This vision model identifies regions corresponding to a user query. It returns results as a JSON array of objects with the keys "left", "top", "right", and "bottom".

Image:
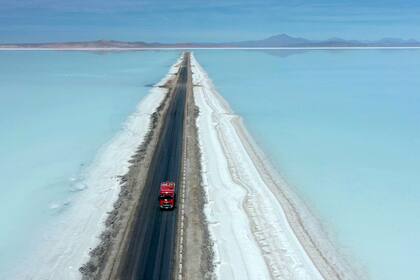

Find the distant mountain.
[
  {"left": 231, "top": 34, "right": 420, "bottom": 47},
  {"left": 0, "top": 40, "right": 148, "bottom": 48},
  {"left": 1, "top": 34, "right": 420, "bottom": 49},
  {"left": 230, "top": 33, "right": 311, "bottom": 47},
  {"left": 373, "top": 37, "right": 420, "bottom": 46}
]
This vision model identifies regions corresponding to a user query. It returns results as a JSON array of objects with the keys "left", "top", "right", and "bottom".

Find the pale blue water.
[
  {"left": 195, "top": 50, "right": 420, "bottom": 280},
  {"left": 0, "top": 51, "right": 179, "bottom": 276}
]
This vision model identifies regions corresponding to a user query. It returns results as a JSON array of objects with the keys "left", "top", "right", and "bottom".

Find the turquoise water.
[
  {"left": 2, "top": 50, "right": 419, "bottom": 279},
  {"left": 195, "top": 50, "right": 420, "bottom": 280},
  {"left": 0, "top": 51, "right": 179, "bottom": 276}
]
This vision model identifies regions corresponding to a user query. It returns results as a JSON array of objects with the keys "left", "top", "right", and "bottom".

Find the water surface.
[
  {"left": 195, "top": 49, "right": 420, "bottom": 280},
  {"left": 0, "top": 50, "right": 179, "bottom": 277}
]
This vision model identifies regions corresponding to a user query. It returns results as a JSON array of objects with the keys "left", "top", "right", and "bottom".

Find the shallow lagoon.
[
  {"left": 0, "top": 51, "right": 179, "bottom": 277},
  {"left": 1, "top": 49, "right": 419, "bottom": 279},
  {"left": 195, "top": 50, "right": 420, "bottom": 280}
]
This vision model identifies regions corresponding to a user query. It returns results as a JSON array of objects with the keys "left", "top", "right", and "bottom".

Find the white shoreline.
[
  {"left": 191, "top": 53, "right": 359, "bottom": 279},
  {"left": 1, "top": 46, "right": 420, "bottom": 51},
  {"left": 9, "top": 56, "right": 183, "bottom": 280}
]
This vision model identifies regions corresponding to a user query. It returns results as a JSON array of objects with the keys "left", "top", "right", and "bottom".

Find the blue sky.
[{"left": 0, "top": 0, "right": 419, "bottom": 43}]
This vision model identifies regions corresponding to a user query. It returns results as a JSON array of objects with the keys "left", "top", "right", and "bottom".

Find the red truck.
[{"left": 159, "top": 181, "right": 176, "bottom": 210}]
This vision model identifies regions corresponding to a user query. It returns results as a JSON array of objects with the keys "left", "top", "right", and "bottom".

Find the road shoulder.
[{"left": 176, "top": 56, "right": 214, "bottom": 280}]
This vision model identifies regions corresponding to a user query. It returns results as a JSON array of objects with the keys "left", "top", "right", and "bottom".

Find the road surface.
[{"left": 118, "top": 53, "right": 190, "bottom": 280}]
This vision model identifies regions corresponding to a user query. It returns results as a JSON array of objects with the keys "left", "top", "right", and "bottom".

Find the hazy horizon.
[{"left": 3, "top": 33, "right": 420, "bottom": 46}]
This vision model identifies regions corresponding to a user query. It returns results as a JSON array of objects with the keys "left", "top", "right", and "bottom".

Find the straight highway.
[{"left": 117, "top": 53, "right": 190, "bottom": 280}]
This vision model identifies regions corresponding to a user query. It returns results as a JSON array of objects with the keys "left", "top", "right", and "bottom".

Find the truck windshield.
[{"left": 159, "top": 195, "right": 173, "bottom": 200}]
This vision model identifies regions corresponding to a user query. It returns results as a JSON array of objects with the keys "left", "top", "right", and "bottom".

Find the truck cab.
[{"left": 159, "top": 182, "right": 176, "bottom": 210}]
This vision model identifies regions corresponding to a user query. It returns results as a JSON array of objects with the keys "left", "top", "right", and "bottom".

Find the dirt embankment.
[{"left": 79, "top": 77, "right": 177, "bottom": 280}]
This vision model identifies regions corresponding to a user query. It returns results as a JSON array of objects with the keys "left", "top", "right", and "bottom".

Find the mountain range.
[{"left": 1, "top": 34, "right": 420, "bottom": 48}]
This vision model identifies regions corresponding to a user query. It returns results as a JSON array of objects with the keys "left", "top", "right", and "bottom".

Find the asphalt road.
[{"left": 118, "top": 53, "right": 189, "bottom": 280}]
